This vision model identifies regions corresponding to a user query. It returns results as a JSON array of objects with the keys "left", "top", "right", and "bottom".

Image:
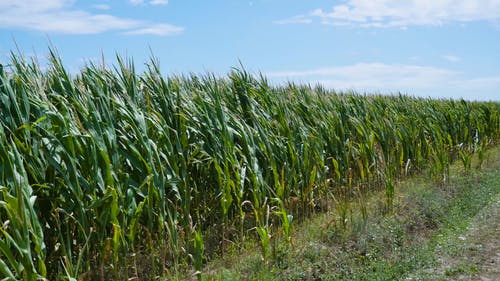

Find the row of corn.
[{"left": 1, "top": 52, "right": 499, "bottom": 280}]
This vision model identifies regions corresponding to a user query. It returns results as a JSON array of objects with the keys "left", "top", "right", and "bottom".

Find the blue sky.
[{"left": 0, "top": 0, "right": 499, "bottom": 101}]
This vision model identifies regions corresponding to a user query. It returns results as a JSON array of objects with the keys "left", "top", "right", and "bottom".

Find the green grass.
[{"left": 0, "top": 51, "right": 499, "bottom": 280}]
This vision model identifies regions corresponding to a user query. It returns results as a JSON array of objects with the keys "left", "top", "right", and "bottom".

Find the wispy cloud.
[
  {"left": 273, "top": 15, "right": 312, "bottom": 25},
  {"left": 129, "top": 0, "right": 168, "bottom": 6},
  {"left": 92, "top": 4, "right": 110, "bottom": 10},
  {"left": 442, "top": 55, "right": 461, "bottom": 62},
  {"left": 123, "top": 23, "right": 183, "bottom": 36},
  {"left": 278, "top": 0, "right": 500, "bottom": 28},
  {"left": 267, "top": 63, "right": 500, "bottom": 101},
  {"left": 150, "top": 0, "right": 168, "bottom": 5},
  {"left": 0, "top": 0, "right": 181, "bottom": 35},
  {"left": 268, "top": 63, "right": 457, "bottom": 89}
]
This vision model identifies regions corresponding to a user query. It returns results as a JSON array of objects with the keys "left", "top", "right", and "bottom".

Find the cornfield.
[{"left": 1, "top": 52, "right": 499, "bottom": 280}]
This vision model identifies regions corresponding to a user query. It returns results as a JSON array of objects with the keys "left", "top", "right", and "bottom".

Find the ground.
[{"left": 409, "top": 193, "right": 499, "bottom": 281}]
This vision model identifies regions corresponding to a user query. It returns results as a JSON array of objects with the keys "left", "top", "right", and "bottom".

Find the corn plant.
[{"left": 0, "top": 51, "right": 499, "bottom": 279}]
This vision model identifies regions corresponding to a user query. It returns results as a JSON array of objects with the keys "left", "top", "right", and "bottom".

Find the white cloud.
[
  {"left": 442, "top": 55, "right": 461, "bottom": 62},
  {"left": 267, "top": 63, "right": 500, "bottom": 101},
  {"left": 123, "top": 23, "right": 183, "bottom": 36},
  {"left": 282, "top": 0, "right": 500, "bottom": 28},
  {"left": 0, "top": 0, "right": 181, "bottom": 35}
]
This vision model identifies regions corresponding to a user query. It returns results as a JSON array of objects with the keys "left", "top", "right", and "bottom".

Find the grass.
[{"left": 201, "top": 146, "right": 500, "bottom": 280}]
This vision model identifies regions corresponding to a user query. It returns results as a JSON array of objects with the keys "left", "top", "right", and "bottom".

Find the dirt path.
[
  {"left": 413, "top": 193, "right": 500, "bottom": 281},
  {"left": 463, "top": 195, "right": 500, "bottom": 281},
  {"left": 445, "top": 193, "right": 500, "bottom": 281}
]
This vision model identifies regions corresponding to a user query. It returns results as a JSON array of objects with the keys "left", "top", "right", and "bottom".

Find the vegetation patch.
[
  {"left": 203, "top": 147, "right": 500, "bottom": 280},
  {"left": 0, "top": 52, "right": 499, "bottom": 280}
]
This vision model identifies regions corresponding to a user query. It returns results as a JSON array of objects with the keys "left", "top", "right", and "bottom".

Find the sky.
[{"left": 0, "top": 0, "right": 499, "bottom": 101}]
